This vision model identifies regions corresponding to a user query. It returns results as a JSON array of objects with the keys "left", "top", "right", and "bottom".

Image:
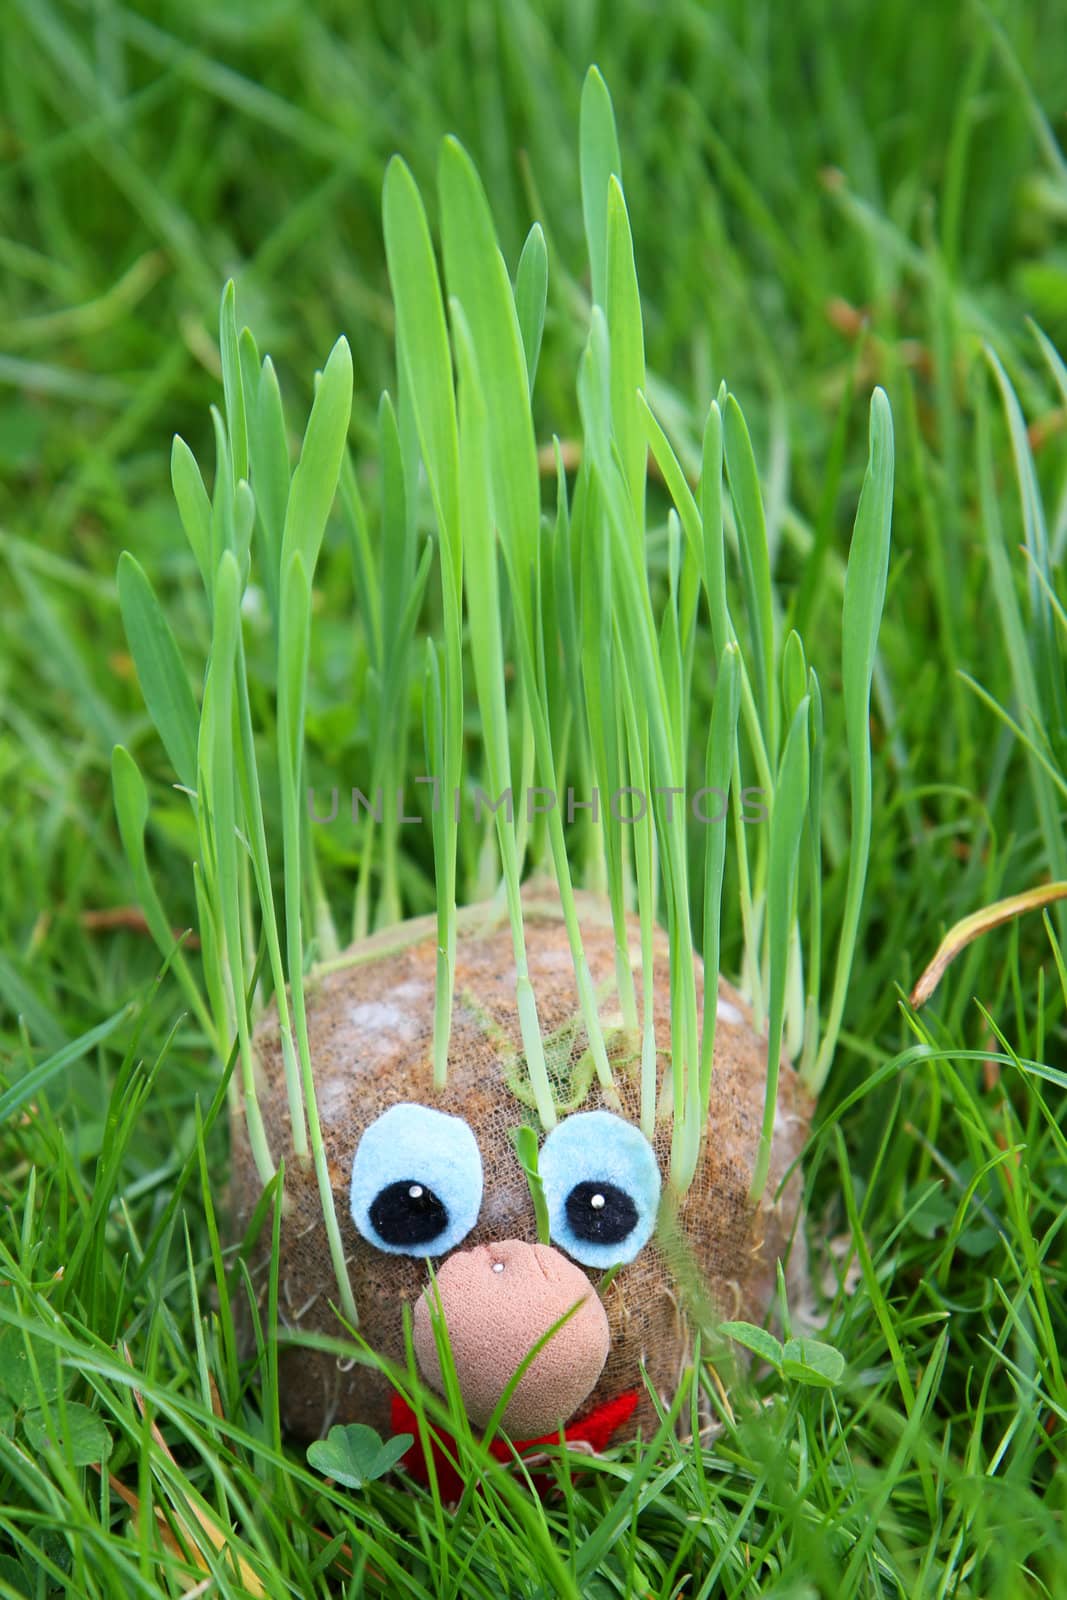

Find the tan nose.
[{"left": 412, "top": 1239, "right": 610, "bottom": 1437}]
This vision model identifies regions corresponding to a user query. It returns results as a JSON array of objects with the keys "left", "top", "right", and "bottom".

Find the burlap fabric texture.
[{"left": 230, "top": 885, "right": 813, "bottom": 1441}]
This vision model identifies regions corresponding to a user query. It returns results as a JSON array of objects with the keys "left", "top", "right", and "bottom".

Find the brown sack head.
[{"left": 230, "top": 887, "right": 813, "bottom": 1444}]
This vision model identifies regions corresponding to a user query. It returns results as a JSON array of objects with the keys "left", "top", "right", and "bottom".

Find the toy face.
[
  {"left": 233, "top": 889, "right": 811, "bottom": 1448},
  {"left": 348, "top": 1103, "right": 662, "bottom": 1435}
]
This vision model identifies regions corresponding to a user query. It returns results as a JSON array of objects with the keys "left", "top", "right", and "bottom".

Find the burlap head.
[{"left": 230, "top": 886, "right": 812, "bottom": 1442}]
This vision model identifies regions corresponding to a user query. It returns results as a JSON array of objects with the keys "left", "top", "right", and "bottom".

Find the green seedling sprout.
[{"left": 114, "top": 67, "right": 894, "bottom": 1330}]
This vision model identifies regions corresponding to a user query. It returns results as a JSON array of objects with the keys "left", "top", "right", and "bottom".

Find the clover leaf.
[
  {"left": 780, "top": 1336, "right": 846, "bottom": 1388},
  {"left": 307, "top": 1423, "right": 412, "bottom": 1489},
  {"left": 720, "top": 1320, "right": 846, "bottom": 1389},
  {"left": 23, "top": 1403, "right": 113, "bottom": 1466}
]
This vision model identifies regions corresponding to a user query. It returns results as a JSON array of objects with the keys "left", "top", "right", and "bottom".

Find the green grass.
[{"left": 2, "top": 1, "right": 1067, "bottom": 1594}]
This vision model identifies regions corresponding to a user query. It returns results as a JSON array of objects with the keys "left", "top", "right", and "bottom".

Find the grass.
[{"left": 1, "top": 0, "right": 1066, "bottom": 1594}]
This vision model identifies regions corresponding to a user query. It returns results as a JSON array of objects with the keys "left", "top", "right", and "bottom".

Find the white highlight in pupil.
[
  {"left": 590, "top": 1193, "right": 606, "bottom": 1209},
  {"left": 408, "top": 1184, "right": 424, "bottom": 1199}
]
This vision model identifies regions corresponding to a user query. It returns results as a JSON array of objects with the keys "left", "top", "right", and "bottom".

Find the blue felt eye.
[
  {"left": 538, "top": 1110, "right": 661, "bottom": 1268},
  {"left": 350, "top": 1103, "right": 483, "bottom": 1257}
]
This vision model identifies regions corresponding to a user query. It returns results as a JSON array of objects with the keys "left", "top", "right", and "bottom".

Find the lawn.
[{"left": 1, "top": 1, "right": 1066, "bottom": 1596}]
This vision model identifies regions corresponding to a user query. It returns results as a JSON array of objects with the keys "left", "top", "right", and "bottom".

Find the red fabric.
[{"left": 390, "top": 1387, "right": 640, "bottom": 1503}]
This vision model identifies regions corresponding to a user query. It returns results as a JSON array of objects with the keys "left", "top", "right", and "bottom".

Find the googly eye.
[
  {"left": 350, "top": 1103, "right": 483, "bottom": 1257},
  {"left": 538, "top": 1109, "right": 661, "bottom": 1268}
]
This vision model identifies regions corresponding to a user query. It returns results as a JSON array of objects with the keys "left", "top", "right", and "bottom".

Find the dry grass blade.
[
  {"left": 910, "top": 881, "right": 1067, "bottom": 1006},
  {"left": 98, "top": 1467, "right": 267, "bottom": 1598},
  {"left": 114, "top": 1344, "right": 268, "bottom": 1597}
]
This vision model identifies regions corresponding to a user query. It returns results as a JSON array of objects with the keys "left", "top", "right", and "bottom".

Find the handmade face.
[
  {"left": 233, "top": 888, "right": 811, "bottom": 1447},
  {"left": 348, "top": 1102, "right": 661, "bottom": 1436}
]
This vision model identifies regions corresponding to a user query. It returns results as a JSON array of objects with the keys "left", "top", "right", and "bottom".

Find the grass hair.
[{"left": 113, "top": 67, "right": 894, "bottom": 1330}]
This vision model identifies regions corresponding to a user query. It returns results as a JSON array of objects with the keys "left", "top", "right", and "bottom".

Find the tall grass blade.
[
  {"left": 514, "top": 223, "right": 548, "bottom": 396},
  {"left": 579, "top": 65, "right": 622, "bottom": 311},
  {"left": 111, "top": 745, "right": 215, "bottom": 1044},
  {"left": 605, "top": 176, "right": 646, "bottom": 533},
  {"left": 116, "top": 553, "right": 199, "bottom": 793},
  {"left": 985, "top": 345, "right": 1067, "bottom": 764},
  {"left": 751, "top": 694, "right": 810, "bottom": 1202},
  {"left": 219, "top": 280, "right": 248, "bottom": 488},
  {"left": 170, "top": 435, "right": 212, "bottom": 585},
  {"left": 383, "top": 155, "right": 463, "bottom": 1083},
  {"left": 809, "top": 387, "right": 894, "bottom": 1091},
  {"left": 700, "top": 644, "right": 741, "bottom": 1104},
  {"left": 440, "top": 134, "right": 615, "bottom": 1103},
  {"left": 723, "top": 394, "right": 779, "bottom": 761},
  {"left": 452, "top": 301, "right": 556, "bottom": 1127}
]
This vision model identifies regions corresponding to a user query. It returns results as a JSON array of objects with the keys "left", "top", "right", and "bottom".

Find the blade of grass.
[
  {"left": 440, "top": 134, "right": 617, "bottom": 1106},
  {"left": 579, "top": 65, "right": 622, "bottom": 312},
  {"left": 451, "top": 301, "right": 556, "bottom": 1127},
  {"left": 383, "top": 155, "right": 462, "bottom": 1087},
  {"left": 751, "top": 693, "right": 809, "bottom": 1202},
  {"left": 809, "top": 387, "right": 894, "bottom": 1092},
  {"left": 0, "top": 1004, "right": 132, "bottom": 1123},
  {"left": 110, "top": 745, "right": 216, "bottom": 1047},
  {"left": 700, "top": 644, "right": 741, "bottom": 1104},
  {"left": 116, "top": 554, "right": 199, "bottom": 794},
  {"left": 514, "top": 223, "right": 548, "bottom": 397},
  {"left": 723, "top": 393, "right": 779, "bottom": 763}
]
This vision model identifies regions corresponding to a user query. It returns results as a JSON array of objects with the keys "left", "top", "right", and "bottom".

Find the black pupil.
[
  {"left": 564, "top": 1180, "right": 638, "bottom": 1246},
  {"left": 369, "top": 1180, "right": 449, "bottom": 1247}
]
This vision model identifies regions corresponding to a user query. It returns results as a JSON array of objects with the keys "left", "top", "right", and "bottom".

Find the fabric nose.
[{"left": 412, "top": 1239, "right": 610, "bottom": 1437}]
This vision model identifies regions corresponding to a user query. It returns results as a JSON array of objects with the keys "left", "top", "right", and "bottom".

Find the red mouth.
[{"left": 390, "top": 1386, "right": 640, "bottom": 1503}]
